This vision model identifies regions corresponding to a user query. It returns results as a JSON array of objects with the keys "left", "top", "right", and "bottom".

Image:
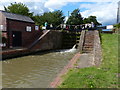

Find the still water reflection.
[{"left": 2, "top": 49, "right": 77, "bottom": 88}]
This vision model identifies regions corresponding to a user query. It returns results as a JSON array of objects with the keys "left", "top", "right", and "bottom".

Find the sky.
[{"left": 0, "top": 0, "right": 119, "bottom": 26}]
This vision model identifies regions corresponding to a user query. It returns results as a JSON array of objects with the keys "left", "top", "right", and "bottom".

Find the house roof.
[{"left": 0, "top": 10, "right": 34, "bottom": 23}]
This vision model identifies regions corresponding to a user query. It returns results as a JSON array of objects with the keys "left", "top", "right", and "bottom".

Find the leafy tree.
[
  {"left": 83, "top": 18, "right": 90, "bottom": 24},
  {"left": 114, "top": 23, "right": 120, "bottom": 33},
  {"left": 4, "top": 2, "right": 33, "bottom": 17},
  {"left": 51, "top": 10, "right": 65, "bottom": 27},
  {"left": 33, "top": 10, "right": 65, "bottom": 27},
  {"left": 32, "top": 15, "right": 43, "bottom": 25},
  {"left": 114, "top": 23, "right": 120, "bottom": 28},
  {"left": 83, "top": 16, "right": 102, "bottom": 27},
  {"left": 66, "top": 9, "right": 83, "bottom": 25}
]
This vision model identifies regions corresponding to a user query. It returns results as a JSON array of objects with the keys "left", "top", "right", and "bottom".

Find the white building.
[{"left": 106, "top": 25, "right": 114, "bottom": 29}]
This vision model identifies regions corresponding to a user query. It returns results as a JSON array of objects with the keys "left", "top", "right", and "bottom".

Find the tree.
[
  {"left": 51, "top": 10, "right": 65, "bottom": 27},
  {"left": 32, "top": 15, "right": 43, "bottom": 25},
  {"left": 114, "top": 23, "right": 120, "bottom": 28},
  {"left": 4, "top": 2, "right": 33, "bottom": 17},
  {"left": 83, "top": 16, "right": 102, "bottom": 27},
  {"left": 66, "top": 9, "right": 83, "bottom": 25},
  {"left": 114, "top": 23, "right": 120, "bottom": 33},
  {"left": 33, "top": 10, "right": 65, "bottom": 27},
  {"left": 83, "top": 18, "right": 90, "bottom": 24}
]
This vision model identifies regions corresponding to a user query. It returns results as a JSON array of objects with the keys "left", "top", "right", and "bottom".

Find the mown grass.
[{"left": 58, "top": 33, "right": 118, "bottom": 88}]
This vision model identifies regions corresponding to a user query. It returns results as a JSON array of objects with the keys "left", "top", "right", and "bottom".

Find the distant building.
[
  {"left": 106, "top": 25, "right": 114, "bottom": 29},
  {"left": 117, "top": 1, "right": 120, "bottom": 23},
  {"left": 0, "top": 10, "right": 42, "bottom": 49}
]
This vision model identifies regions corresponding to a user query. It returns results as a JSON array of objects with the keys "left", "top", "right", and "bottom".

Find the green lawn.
[{"left": 59, "top": 33, "right": 118, "bottom": 88}]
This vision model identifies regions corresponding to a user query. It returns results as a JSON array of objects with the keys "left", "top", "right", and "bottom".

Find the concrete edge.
[
  {"left": 78, "top": 30, "right": 85, "bottom": 53},
  {"left": 93, "top": 30, "right": 102, "bottom": 66}
]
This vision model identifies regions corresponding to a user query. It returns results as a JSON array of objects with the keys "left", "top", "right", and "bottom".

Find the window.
[
  {"left": 35, "top": 25, "right": 39, "bottom": 30},
  {"left": 0, "top": 25, "right": 3, "bottom": 31},
  {"left": 26, "top": 26, "right": 31, "bottom": 32}
]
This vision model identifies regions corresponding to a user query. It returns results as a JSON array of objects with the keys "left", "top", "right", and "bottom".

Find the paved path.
[{"left": 76, "top": 53, "right": 95, "bottom": 68}]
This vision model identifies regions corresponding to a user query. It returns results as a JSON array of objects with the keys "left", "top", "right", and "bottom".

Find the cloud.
[
  {"left": 0, "top": 0, "right": 46, "bottom": 3},
  {"left": 25, "top": 2, "right": 50, "bottom": 15},
  {"left": 0, "top": 6, "right": 4, "bottom": 10},
  {"left": 44, "top": 0, "right": 67, "bottom": 10},
  {"left": 0, "top": 2, "right": 10, "bottom": 10},
  {"left": 80, "top": 2, "right": 118, "bottom": 25},
  {"left": 0, "top": 0, "right": 119, "bottom": 25},
  {"left": 0, "top": 2, "right": 51, "bottom": 15},
  {"left": 1, "top": 0, "right": 119, "bottom": 3}
]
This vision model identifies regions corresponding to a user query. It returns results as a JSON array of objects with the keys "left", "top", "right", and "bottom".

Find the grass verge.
[{"left": 58, "top": 33, "right": 118, "bottom": 88}]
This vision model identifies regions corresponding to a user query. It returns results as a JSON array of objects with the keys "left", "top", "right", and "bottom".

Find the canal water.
[{"left": 2, "top": 47, "right": 77, "bottom": 88}]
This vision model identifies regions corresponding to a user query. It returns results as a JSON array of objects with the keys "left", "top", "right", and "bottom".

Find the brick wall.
[
  {"left": 0, "top": 12, "right": 7, "bottom": 48},
  {"left": 2, "top": 30, "right": 63, "bottom": 60},
  {"left": 0, "top": 12, "right": 6, "bottom": 31},
  {"left": 7, "top": 19, "right": 43, "bottom": 48},
  {"left": 31, "top": 30, "right": 62, "bottom": 51}
]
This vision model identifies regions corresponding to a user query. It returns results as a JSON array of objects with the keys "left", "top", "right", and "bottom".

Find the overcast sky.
[{"left": 0, "top": 0, "right": 119, "bottom": 25}]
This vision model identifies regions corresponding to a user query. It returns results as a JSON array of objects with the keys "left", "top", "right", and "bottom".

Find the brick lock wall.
[
  {"left": 31, "top": 31, "right": 62, "bottom": 51},
  {"left": 7, "top": 19, "right": 43, "bottom": 48}
]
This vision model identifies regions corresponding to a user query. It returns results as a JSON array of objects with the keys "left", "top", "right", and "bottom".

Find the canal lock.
[{"left": 62, "top": 30, "right": 81, "bottom": 49}]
